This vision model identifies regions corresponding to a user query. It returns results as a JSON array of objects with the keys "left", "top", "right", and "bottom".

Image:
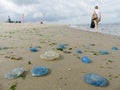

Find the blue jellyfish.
[
  {"left": 31, "top": 66, "right": 49, "bottom": 76},
  {"left": 81, "top": 56, "right": 91, "bottom": 63},
  {"left": 84, "top": 73, "right": 109, "bottom": 87}
]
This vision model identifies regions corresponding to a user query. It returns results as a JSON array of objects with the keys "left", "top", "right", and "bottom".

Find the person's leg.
[{"left": 94, "top": 20, "right": 98, "bottom": 32}]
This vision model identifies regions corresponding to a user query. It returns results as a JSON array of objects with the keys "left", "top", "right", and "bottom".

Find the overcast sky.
[{"left": 0, "top": 0, "right": 120, "bottom": 24}]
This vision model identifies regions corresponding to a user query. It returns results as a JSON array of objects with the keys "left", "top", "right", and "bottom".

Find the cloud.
[
  {"left": 12, "top": 0, "right": 40, "bottom": 5},
  {"left": 31, "top": 0, "right": 92, "bottom": 22}
]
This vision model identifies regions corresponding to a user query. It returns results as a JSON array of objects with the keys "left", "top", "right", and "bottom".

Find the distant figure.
[
  {"left": 8, "top": 16, "right": 11, "bottom": 23},
  {"left": 91, "top": 6, "right": 101, "bottom": 32},
  {"left": 40, "top": 21, "right": 43, "bottom": 24}
]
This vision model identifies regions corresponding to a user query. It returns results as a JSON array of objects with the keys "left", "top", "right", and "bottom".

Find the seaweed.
[
  {"left": 28, "top": 61, "right": 32, "bottom": 65},
  {"left": 20, "top": 71, "right": 27, "bottom": 80},
  {"left": 108, "top": 60, "right": 113, "bottom": 62},
  {"left": 10, "top": 83, "right": 17, "bottom": 90}
]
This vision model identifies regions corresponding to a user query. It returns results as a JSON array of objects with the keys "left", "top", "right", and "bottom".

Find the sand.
[{"left": 0, "top": 23, "right": 120, "bottom": 90}]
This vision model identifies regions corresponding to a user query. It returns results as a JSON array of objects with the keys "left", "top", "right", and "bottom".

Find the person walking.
[{"left": 91, "top": 6, "right": 101, "bottom": 32}]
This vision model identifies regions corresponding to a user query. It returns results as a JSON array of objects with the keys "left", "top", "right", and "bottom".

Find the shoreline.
[
  {"left": 69, "top": 23, "right": 120, "bottom": 37},
  {"left": 0, "top": 23, "right": 120, "bottom": 90}
]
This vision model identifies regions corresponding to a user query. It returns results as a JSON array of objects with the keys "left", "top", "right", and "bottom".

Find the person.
[
  {"left": 91, "top": 6, "right": 101, "bottom": 32},
  {"left": 8, "top": 16, "right": 11, "bottom": 23},
  {"left": 40, "top": 21, "right": 43, "bottom": 24}
]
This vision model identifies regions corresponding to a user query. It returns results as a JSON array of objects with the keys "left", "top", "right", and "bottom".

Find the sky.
[{"left": 0, "top": 0, "right": 120, "bottom": 24}]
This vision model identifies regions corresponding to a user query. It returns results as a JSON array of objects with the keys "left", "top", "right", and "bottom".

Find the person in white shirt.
[{"left": 92, "top": 6, "right": 101, "bottom": 32}]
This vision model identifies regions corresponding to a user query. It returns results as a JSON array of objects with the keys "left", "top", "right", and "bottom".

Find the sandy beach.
[{"left": 0, "top": 23, "right": 120, "bottom": 90}]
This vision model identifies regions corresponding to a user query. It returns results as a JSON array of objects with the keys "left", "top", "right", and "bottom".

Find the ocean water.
[{"left": 69, "top": 23, "right": 120, "bottom": 36}]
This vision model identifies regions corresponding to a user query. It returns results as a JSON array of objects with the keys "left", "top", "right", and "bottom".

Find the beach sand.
[{"left": 0, "top": 23, "right": 120, "bottom": 90}]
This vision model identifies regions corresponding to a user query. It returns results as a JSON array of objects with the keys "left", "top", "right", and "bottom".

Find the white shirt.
[{"left": 94, "top": 9, "right": 101, "bottom": 20}]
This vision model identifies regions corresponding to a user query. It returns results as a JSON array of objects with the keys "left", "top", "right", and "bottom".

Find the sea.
[{"left": 69, "top": 23, "right": 120, "bottom": 36}]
